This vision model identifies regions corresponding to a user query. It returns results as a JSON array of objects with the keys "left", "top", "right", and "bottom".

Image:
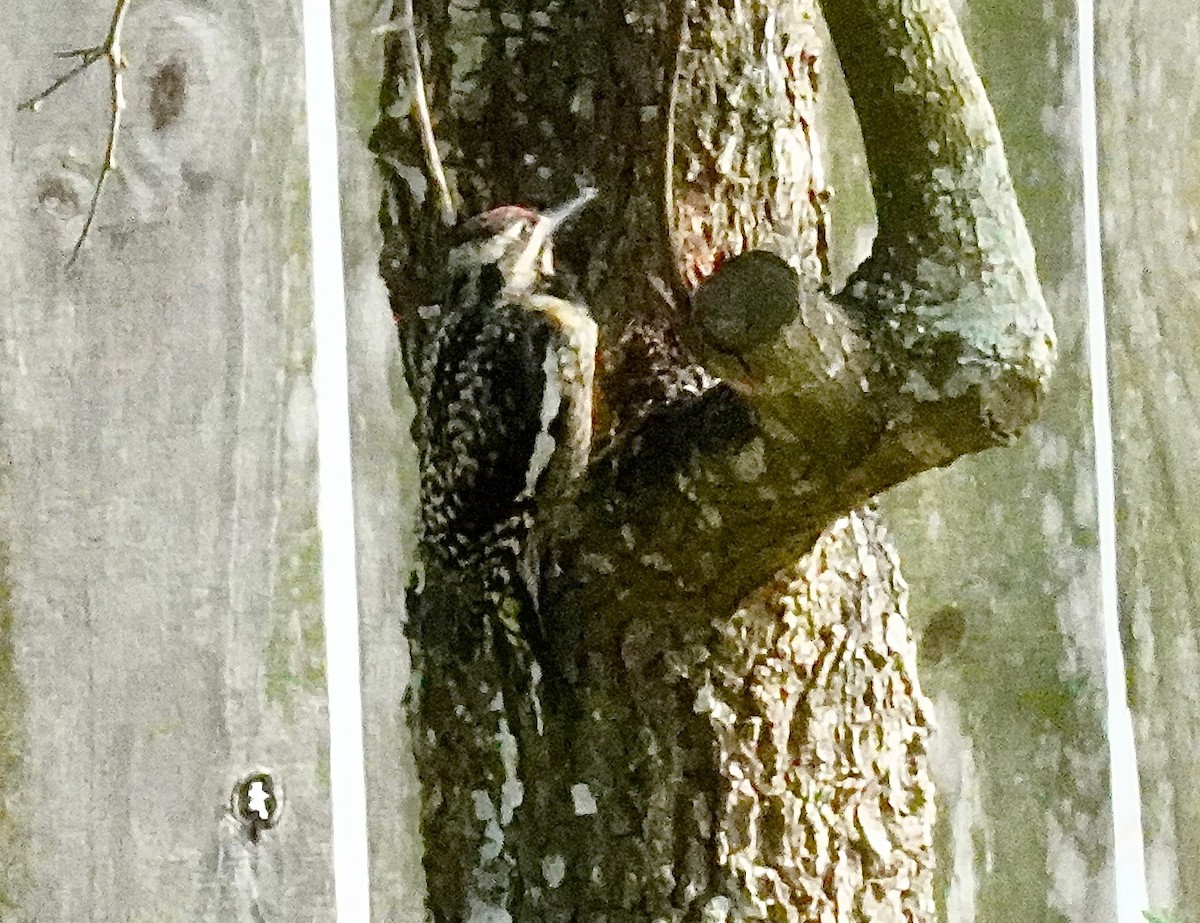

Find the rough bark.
[{"left": 371, "top": 0, "right": 1054, "bottom": 919}]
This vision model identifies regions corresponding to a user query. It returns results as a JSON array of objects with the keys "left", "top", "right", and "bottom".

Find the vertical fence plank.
[
  {"left": 331, "top": 0, "right": 428, "bottom": 918},
  {"left": 1098, "top": 2, "right": 1200, "bottom": 919},
  {"left": 839, "top": 2, "right": 1126, "bottom": 919},
  {"left": 0, "top": 0, "right": 334, "bottom": 918}
]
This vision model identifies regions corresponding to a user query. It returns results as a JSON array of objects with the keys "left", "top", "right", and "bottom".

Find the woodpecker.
[{"left": 415, "top": 188, "right": 598, "bottom": 663}]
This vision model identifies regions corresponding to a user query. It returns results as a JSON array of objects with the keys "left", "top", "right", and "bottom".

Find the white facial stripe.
[{"left": 524, "top": 343, "right": 563, "bottom": 495}]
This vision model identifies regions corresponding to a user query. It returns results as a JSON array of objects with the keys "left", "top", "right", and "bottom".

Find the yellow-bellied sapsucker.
[{"left": 415, "top": 188, "right": 598, "bottom": 667}]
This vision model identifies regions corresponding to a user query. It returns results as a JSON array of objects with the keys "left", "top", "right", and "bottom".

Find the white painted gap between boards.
[
  {"left": 1077, "top": 2, "right": 1150, "bottom": 919},
  {"left": 302, "top": 0, "right": 372, "bottom": 918}
]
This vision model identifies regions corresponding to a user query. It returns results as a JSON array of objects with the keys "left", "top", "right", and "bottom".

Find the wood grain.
[
  {"left": 0, "top": 0, "right": 334, "bottom": 918},
  {"left": 330, "top": 0, "right": 428, "bottom": 916},
  {"left": 875, "top": 1, "right": 1128, "bottom": 919},
  {"left": 1098, "top": 1, "right": 1200, "bottom": 918}
]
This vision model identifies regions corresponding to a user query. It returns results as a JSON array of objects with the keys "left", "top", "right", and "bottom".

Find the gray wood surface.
[
  {"left": 1099, "top": 2, "right": 1200, "bottom": 919},
  {"left": 0, "top": 0, "right": 335, "bottom": 918},
  {"left": 860, "top": 1, "right": 1128, "bottom": 919},
  {"left": 330, "top": 0, "right": 427, "bottom": 917}
]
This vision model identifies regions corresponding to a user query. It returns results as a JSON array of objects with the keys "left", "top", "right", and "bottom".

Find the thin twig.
[
  {"left": 16, "top": 53, "right": 104, "bottom": 112},
  {"left": 17, "top": 0, "right": 132, "bottom": 266},
  {"left": 386, "top": 0, "right": 455, "bottom": 226},
  {"left": 56, "top": 46, "right": 106, "bottom": 59}
]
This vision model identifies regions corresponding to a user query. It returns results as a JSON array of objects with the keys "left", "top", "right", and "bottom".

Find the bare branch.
[
  {"left": 17, "top": 0, "right": 133, "bottom": 266},
  {"left": 17, "top": 52, "right": 103, "bottom": 112},
  {"left": 55, "top": 46, "right": 107, "bottom": 59}
]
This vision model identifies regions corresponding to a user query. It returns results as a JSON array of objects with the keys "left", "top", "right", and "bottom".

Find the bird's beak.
[
  {"left": 542, "top": 186, "right": 599, "bottom": 233},
  {"left": 512, "top": 187, "right": 599, "bottom": 284}
]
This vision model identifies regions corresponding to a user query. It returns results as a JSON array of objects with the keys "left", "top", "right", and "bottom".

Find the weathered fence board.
[
  {"left": 1099, "top": 1, "right": 1200, "bottom": 918},
  {"left": 868, "top": 2, "right": 1127, "bottom": 919},
  {"left": 330, "top": 0, "right": 427, "bottom": 917},
  {"left": 0, "top": 0, "right": 335, "bottom": 918}
]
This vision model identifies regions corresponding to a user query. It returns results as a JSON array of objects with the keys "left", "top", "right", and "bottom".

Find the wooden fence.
[{"left": 0, "top": 0, "right": 1195, "bottom": 919}]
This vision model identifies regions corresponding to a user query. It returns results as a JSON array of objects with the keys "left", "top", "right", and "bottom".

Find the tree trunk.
[{"left": 370, "top": 0, "right": 1053, "bottom": 919}]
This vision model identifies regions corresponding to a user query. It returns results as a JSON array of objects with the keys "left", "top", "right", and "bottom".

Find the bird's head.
[{"left": 448, "top": 187, "right": 597, "bottom": 298}]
